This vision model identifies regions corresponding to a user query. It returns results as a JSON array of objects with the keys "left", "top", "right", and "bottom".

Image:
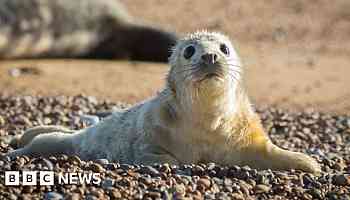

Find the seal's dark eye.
[
  {"left": 220, "top": 44, "right": 230, "bottom": 56},
  {"left": 183, "top": 45, "right": 195, "bottom": 59}
]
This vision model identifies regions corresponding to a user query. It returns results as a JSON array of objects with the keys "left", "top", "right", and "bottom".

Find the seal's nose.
[{"left": 201, "top": 53, "right": 218, "bottom": 64}]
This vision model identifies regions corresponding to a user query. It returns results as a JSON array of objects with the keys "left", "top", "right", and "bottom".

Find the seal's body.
[
  {"left": 0, "top": 0, "right": 176, "bottom": 62},
  {"left": 6, "top": 31, "right": 321, "bottom": 173}
]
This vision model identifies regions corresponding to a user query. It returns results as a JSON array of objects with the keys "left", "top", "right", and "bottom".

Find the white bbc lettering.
[
  {"left": 70, "top": 173, "right": 79, "bottom": 184},
  {"left": 57, "top": 172, "right": 101, "bottom": 184},
  {"left": 58, "top": 173, "right": 69, "bottom": 185},
  {"left": 40, "top": 171, "right": 54, "bottom": 186},
  {"left": 4, "top": 171, "right": 101, "bottom": 185},
  {"left": 92, "top": 173, "right": 101, "bottom": 185},
  {"left": 23, "top": 171, "right": 37, "bottom": 185},
  {"left": 79, "top": 173, "right": 93, "bottom": 184},
  {"left": 5, "top": 171, "right": 20, "bottom": 186}
]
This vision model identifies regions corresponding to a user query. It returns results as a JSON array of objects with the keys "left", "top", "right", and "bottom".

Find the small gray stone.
[
  {"left": 332, "top": 174, "right": 350, "bottom": 186},
  {"left": 85, "top": 195, "right": 98, "bottom": 200},
  {"left": 139, "top": 166, "right": 160, "bottom": 177},
  {"left": 94, "top": 158, "right": 109, "bottom": 165},
  {"left": 44, "top": 192, "right": 63, "bottom": 200},
  {"left": 120, "top": 164, "right": 133, "bottom": 170},
  {"left": 307, "top": 188, "right": 323, "bottom": 199},
  {"left": 101, "top": 178, "right": 115, "bottom": 189}
]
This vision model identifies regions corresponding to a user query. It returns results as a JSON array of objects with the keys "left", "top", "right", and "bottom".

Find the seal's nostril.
[{"left": 201, "top": 53, "right": 218, "bottom": 64}]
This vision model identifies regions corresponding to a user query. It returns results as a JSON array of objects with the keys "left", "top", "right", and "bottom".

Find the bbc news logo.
[{"left": 5, "top": 171, "right": 101, "bottom": 186}]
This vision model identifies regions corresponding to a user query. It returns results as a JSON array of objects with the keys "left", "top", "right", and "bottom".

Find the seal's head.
[{"left": 167, "top": 31, "right": 243, "bottom": 112}]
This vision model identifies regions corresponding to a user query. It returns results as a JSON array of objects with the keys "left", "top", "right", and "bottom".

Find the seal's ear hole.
[
  {"left": 183, "top": 45, "right": 196, "bottom": 59},
  {"left": 220, "top": 44, "right": 230, "bottom": 56}
]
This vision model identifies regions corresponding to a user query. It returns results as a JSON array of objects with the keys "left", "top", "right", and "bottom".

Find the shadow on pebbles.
[{"left": 0, "top": 94, "right": 349, "bottom": 200}]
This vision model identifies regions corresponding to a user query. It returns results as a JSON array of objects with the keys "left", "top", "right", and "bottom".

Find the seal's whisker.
[
  {"left": 225, "top": 71, "right": 240, "bottom": 82},
  {"left": 182, "top": 63, "right": 197, "bottom": 67},
  {"left": 223, "top": 66, "right": 241, "bottom": 73},
  {"left": 222, "top": 69, "right": 241, "bottom": 83},
  {"left": 221, "top": 64, "right": 242, "bottom": 71},
  {"left": 180, "top": 67, "right": 200, "bottom": 83},
  {"left": 226, "top": 71, "right": 239, "bottom": 79},
  {"left": 220, "top": 65, "right": 242, "bottom": 75},
  {"left": 174, "top": 66, "right": 198, "bottom": 75},
  {"left": 182, "top": 62, "right": 203, "bottom": 68},
  {"left": 226, "top": 58, "right": 241, "bottom": 62},
  {"left": 227, "top": 72, "right": 241, "bottom": 78},
  {"left": 221, "top": 63, "right": 242, "bottom": 68}
]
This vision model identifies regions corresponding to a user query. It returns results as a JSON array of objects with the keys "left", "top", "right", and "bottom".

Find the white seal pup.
[
  {"left": 0, "top": 0, "right": 177, "bottom": 62},
  {"left": 6, "top": 31, "right": 321, "bottom": 173}
]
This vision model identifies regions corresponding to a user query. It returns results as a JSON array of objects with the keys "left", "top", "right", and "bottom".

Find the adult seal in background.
[
  {"left": 0, "top": 0, "right": 177, "bottom": 62},
  {"left": 6, "top": 31, "right": 321, "bottom": 174}
]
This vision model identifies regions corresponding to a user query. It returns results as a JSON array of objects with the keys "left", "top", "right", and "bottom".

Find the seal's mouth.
[
  {"left": 197, "top": 72, "right": 222, "bottom": 82},
  {"left": 194, "top": 64, "right": 226, "bottom": 83},
  {"left": 205, "top": 73, "right": 219, "bottom": 79}
]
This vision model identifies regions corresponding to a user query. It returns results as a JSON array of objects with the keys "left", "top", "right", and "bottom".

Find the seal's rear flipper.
[
  {"left": 83, "top": 24, "right": 178, "bottom": 62},
  {"left": 11, "top": 125, "right": 74, "bottom": 149},
  {"left": 6, "top": 132, "right": 76, "bottom": 159}
]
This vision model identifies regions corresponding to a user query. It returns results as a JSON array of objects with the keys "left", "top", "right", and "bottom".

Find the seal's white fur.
[{"left": 7, "top": 31, "right": 321, "bottom": 173}]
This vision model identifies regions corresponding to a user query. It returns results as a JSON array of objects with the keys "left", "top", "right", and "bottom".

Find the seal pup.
[
  {"left": 6, "top": 31, "right": 321, "bottom": 173},
  {"left": 0, "top": 0, "right": 177, "bottom": 62}
]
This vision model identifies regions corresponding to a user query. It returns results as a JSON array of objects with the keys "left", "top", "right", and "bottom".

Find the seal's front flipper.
[{"left": 244, "top": 140, "right": 321, "bottom": 174}]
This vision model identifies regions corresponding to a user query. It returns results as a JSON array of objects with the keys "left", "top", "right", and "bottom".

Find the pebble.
[
  {"left": 174, "top": 184, "right": 186, "bottom": 194},
  {"left": 332, "top": 174, "right": 350, "bottom": 186},
  {"left": 110, "top": 189, "right": 122, "bottom": 199},
  {"left": 44, "top": 192, "right": 64, "bottom": 200},
  {"left": 66, "top": 193, "right": 80, "bottom": 200},
  {"left": 40, "top": 158, "right": 54, "bottom": 170},
  {"left": 333, "top": 162, "right": 346, "bottom": 171},
  {"left": 7, "top": 193, "right": 18, "bottom": 200},
  {"left": 94, "top": 159, "right": 109, "bottom": 165},
  {"left": 139, "top": 166, "right": 160, "bottom": 177},
  {"left": 88, "top": 163, "right": 105, "bottom": 173},
  {"left": 159, "top": 163, "right": 171, "bottom": 173},
  {"left": 238, "top": 181, "right": 250, "bottom": 195},
  {"left": 0, "top": 115, "right": 5, "bottom": 126},
  {"left": 105, "top": 163, "right": 118, "bottom": 170},
  {"left": 197, "top": 178, "right": 211, "bottom": 188},
  {"left": 68, "top": 156, "right": 83, "bottom": 166},
  {"left": 307, "top": 188, "right": 323, "bottom": 199},
  {"left": 85, "top": 195, "right": 98, "bottom": 200},
  {"left": 254, "top": 184, "right": 271, "bottom": 194},
  {"left": 145, "top": 191, "right": 161, "bottom": 199},
  {"left": 231, "top": 193, "right": 244, "bottom": 200},
  {"left": 120, "top": 163, "right": 133, "bottom": 170},
  {"left": 101, "top": 178, "right": 115, "bottom": 189}
]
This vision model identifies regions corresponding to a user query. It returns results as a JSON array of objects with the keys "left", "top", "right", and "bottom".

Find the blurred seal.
[{"left": 0, "top": 0, "right": 177, "bottom": 62}]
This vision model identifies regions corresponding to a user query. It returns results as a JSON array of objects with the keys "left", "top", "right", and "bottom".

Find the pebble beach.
[{"left": 0, "top": 95, "right": 349, "bottom": 200}]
